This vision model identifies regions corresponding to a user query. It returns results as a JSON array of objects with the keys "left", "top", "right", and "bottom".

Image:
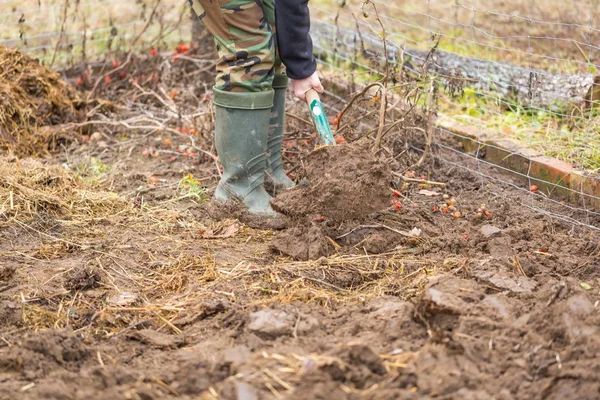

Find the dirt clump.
[
  {"left": 0, "top": 329, "right": 90, "bottom": 382},
  {"left": 126, "top": 329, "right": 184, "bottom": 349},
  {"left": 270, "top": 224, "right": 331, "bottom": 260},
  {"left": 271, "top": 141, "right": 392, "bottom": 221},
  {"left": 0, "top": 46, "right": 80, "bottom": 156},
  {"left": 65, "top": 268, "right": 102, "bottom": 291},
  {"left": 270, "top": 141, "right": 394, "bottom": 260},
  {"left": 0, "top": 265, "right": 16, "bottom": 282},
  {"left": 247, "top": 307, "right": 320, "bottom": 339}
]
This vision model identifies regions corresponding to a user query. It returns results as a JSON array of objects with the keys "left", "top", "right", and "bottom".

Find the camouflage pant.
[{"left": 189, "top": 0, "right": 284, "bottom": 92}]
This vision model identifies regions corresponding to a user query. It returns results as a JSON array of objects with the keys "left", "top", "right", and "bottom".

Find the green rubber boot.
[
  {"left": 266, "top": 74, "right": 296, "bottom": 195},
  {"left": 213, "top": 87, "right": 278, "bottom": 217}
]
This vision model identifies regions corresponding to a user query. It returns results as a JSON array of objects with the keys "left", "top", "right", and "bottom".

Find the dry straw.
[{"left": 0, "top": 46, "right": 79, "bottom": 156}]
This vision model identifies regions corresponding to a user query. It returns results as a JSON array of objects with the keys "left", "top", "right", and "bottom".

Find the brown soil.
[
  {"left": 271, "top": 141, "right": 392, "bottom": 221},
  {"left": 270, "top": 140, "right": 395, "bottom": 261},
  {"left": 1, "top": 51, "right": 600, "bottom": 400}
]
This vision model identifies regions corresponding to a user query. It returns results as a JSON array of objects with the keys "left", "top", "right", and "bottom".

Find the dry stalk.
[{"left": 50, "top": 0, "right": 70, "bottom": 68}]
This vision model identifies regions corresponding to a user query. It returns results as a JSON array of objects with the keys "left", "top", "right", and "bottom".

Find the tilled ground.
[{"left": 1, "top": 52, "right": 600, "bottom": 400}]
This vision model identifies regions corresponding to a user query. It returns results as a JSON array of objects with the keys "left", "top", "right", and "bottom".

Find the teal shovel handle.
[{"left": 306, "top": 89, "right": 336, "bottom": 146}]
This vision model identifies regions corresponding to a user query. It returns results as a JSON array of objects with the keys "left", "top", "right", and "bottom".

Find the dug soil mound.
[
  {"left": 270, "top": 141, "right": 397, "bottom": 260},
  {"left": 271, "top": 141, "right": 392, "bottom": 221},
  {"left": 0, "top": 46, "right": 79, "bottom": 156}
]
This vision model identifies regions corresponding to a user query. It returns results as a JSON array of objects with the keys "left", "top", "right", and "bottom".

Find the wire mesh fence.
[
  {"left": 1, "top": 0, "right": 192, "bottom": 67},
  {"left": 1, "top": 0, "right": 599, "bottom": 229},
  {"left": 309, "top": 0, "right": 600, "bottom": 231}
]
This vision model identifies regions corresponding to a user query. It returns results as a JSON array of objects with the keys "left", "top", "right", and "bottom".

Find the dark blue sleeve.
[{"left": 275, "top": 0, "right": 317, "bottom": 80}]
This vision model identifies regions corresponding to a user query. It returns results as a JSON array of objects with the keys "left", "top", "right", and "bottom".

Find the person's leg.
[
  {"left": 195, "top": 0, "right": 275, "bottom": 92},
  {"left": 191, "top": 0, "right": 279, "bottom": 216},
  {"left": 262, "top": 0, "right": 295, "bottom": 194}
]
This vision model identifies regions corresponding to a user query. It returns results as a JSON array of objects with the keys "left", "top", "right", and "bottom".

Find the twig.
[
  {"left": 391, "top": 171, "right": 446, "bottom": 186},
  {"left": 50, "top": 0, "right": 69, "bottom": 68},
  {"left": 292, "top": 307, "right": 301, "bottom": 340},
  {"left": 151, "top": 376, "right": 180, "bottom": 396},
  {"left": 337, "top": 82, "right": 384, "bottom": 126},
  {"left": 378, "top": 224, "right": 412, "bottom": 237},
  {"left": 412, "top": 80, "right": 436, "bottom": 168},
  {"left": 154, "top": 311, "right": 182, "bottom": 334},
  {"left": 0, "top": 284, "right": 17, "bottom": 293},
  {"left": 87, "top": 53, "right": 133, "bottom": 100},
  {"left": 362, "top": 0, "right": 390, "bottom": 77},
  {"left": 336, "top": 225, "right": 383, "bottom": 240},
  {"left": 546, "top": 282, "right": 566, "bottom": 307},
  {"left": 336, "top": 95, "right": 404, "bottom": 137},
  {"left": 131, "top": 0, "right": 162, "bottom": 47},
  {"left": 513, "top": 255, "right": 527, "bottom": 277},
  {"left": 285, "top": 112, "right": 312, "bottom": 127}
]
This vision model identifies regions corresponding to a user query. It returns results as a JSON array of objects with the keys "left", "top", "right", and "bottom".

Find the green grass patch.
[{"left": 441, "top": 88, "right": 600, "bottom": 171}]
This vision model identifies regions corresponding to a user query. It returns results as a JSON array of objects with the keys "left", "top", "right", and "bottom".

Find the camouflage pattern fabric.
[{"left": 189, "top": 0, "right": 285, "bottom": 92}]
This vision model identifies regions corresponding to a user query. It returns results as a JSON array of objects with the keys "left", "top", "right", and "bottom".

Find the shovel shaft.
[{"left": 305, "top": 89, "right": 336, "bottom": 146}]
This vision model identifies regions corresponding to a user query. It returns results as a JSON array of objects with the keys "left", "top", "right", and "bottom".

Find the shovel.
[{"left": 305, "top": 89, "right": 336, "bottom": 146}]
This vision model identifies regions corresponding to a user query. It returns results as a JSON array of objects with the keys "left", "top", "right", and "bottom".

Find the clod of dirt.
[
  {"left": 248, "top": 309, "right": 296, "bottom": 338},
  {"left": 0, "top": 301, "right": 22, "bottom": 328},
  {"left": 478, "top": 294, "right": 515, "bottom": 321},
  {"left": 415, "top": 344, "right": 480, "bottom": 396},
  {"left": 247, "top": 308, "right": 318, "bottom": 339},
  {"left": 0, "top": 265, "right": 16, "bottom": 282},
  {"left": 566, "top": 293, "right": 595, "bottom": 316},
  {"left": 321, "top": 344, "right": 387, "bottom": 389},
  {"left": 65, "top": 268, "right": 101, "bottom": 291},
  {"left": 235, "top": 381, "right": 259, "bottom": 400},
  {"left": 286, "top": 373, "right": 350, "bottom": 400},
  {"left": 480, "top": 224, "right": 502, "bottom": 239},
  {"left": 0, "top": 46, "right": 80, "bottom": 156},
  {"left": 199, "top": 199, "right": 287, "bottom": 230},
  {"left": 271, "top": 142, "right": 392, "bottom": 221},
  {"left": 561, "top": 293, "right": 597, "bottom": 341},
  {"left": 21, "top": 329, "right": 90, "bottom": 368},
  {"left": 473, "top": 261, "right": 537, "bottom": 293},
  {"left": 485, "top": 236, "right": 516, "bottom": 258},
  {"left": 418, "top": 276, "right": 484, "bottom": 332},
  {"left": 270, "top": 225, "right": 330, "bottom": 260},
  {"left": 223, "top": 345, "right": 252, "bottom": 364},
  {"left": 127, "top": 329, "right": 183, "bottom": 349},
  {"left": 172, "top": 299, "right": 229, "bottom": 327},
  {"left": 359, "top": 231, "right": 404, "bottom": 254},
  {"left": 421, "top": 287, "right": 469, "bottom": 316}
]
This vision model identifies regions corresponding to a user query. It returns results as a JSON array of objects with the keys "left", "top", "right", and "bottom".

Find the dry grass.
[
  {"left": 1, "top": 158, "right": 457, "bottom": 339},
  {"left": 198, "top": 345, "right": 421, "bottom": 399},
  {"left": 0, "top": 46, "right": 81, "bottom": 156},
  {"left": 0, "top": 159, "right": 123, "bottom": 222}
]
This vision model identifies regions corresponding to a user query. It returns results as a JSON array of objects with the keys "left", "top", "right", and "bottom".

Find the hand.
[{"left": 290, "top": 70, "right": 324, "bottom": 101}]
